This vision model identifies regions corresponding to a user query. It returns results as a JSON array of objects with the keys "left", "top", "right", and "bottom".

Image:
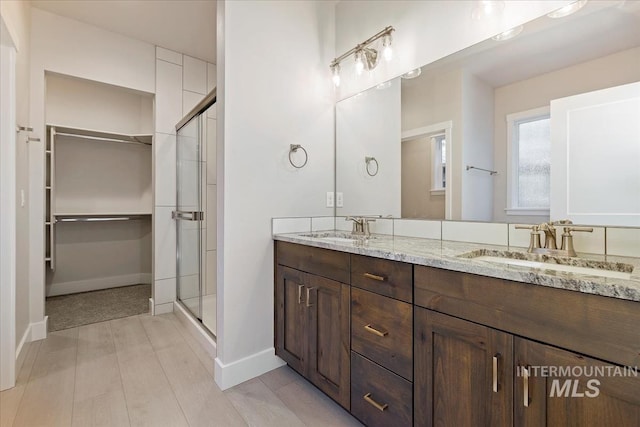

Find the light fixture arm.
[{"left": 330, "top": 26, "right": 395, "bottom": 68}]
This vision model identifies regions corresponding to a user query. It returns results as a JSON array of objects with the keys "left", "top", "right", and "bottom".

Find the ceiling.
[
  {"left": 403, "top": 1, "right": 640, "bottom": 89},
  {"left": 31, "top": 0, "right": 217, "bottom": 63}
]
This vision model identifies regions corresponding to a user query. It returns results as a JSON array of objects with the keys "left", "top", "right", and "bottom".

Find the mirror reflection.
[{"left": 336, "top": 1, "right": 640, "bottom": 226}]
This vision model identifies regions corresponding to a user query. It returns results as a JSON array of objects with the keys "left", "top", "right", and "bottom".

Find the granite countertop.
[{"left": 273, "top": 231, "right": 640, "bottom": 303}]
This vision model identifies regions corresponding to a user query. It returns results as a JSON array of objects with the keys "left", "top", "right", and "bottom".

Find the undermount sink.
[
  {"left": 460, "top": 249, "right": 634, "bottom": 280},
  {"left": 299, "top": 231, "right": 377, "bottom": 243}
]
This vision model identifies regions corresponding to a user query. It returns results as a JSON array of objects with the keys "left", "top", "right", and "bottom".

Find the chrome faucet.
[{"left": 345, "top": 216, "right": 376, "bottom": 237}]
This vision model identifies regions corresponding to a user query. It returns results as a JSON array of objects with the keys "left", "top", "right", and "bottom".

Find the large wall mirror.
[{"left": 336, "top": 1, "right": 640, "bottom": 226}]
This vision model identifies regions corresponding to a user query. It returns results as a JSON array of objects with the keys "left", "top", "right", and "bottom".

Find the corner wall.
[
  {"left": 0, "top": 0, "right": 31, "bottom": 364},
  {"left": 216, "top": 0, "right": 335, "bottom": 389}
]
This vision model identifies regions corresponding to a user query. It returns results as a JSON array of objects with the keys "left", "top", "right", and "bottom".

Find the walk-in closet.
[{"left": 44, "top": 73, "right": 153, "bottom": 331}]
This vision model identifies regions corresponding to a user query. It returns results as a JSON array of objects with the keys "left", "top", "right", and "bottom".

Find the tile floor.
[{"left": 0, "top": 313, "right": 361, "bottom": 427}]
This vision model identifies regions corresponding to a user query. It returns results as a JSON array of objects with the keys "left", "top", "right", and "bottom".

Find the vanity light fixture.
[
  {"left": 329, "top": 26, "right": 395, "bottom": 87},
  {"left": 401, "top": 67, "right": 422, "bottom": 79},
  {"left": 492, "top": 24, "right": 523, "bottom": 41},
  {"left": 547, "top": 0, "right": 587, "bottom": 19}
]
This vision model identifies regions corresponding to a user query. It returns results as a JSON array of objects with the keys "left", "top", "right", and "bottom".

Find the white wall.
[
  {"left": 334, "top": 0, "right": 570, "bottom": 99},
  {"left": 336, "top": 78, "right": 401, "bottom": 217},
  {"left": 0, "top": 0, "right": 31, "bottom": 372},
  {"left": 492, "top": 47, "right": 640, "bottom": 223},
  {"left": 461, "top": 71, "right": 494, "bottom": 221},
  {"left": 45, "top": 73, "right": 154, "bottom": 134},
  {"left": 216, "top": 0, "right": 335, "bottom": 389}
]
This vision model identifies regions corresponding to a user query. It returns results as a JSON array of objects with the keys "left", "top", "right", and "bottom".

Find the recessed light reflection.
[{"left": 492, "top": 25, "right": 523, "bottom": 41}]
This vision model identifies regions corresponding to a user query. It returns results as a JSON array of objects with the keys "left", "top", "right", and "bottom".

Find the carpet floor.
[{"left": 46, "top": 284, "right": 151, "bottom": 332}]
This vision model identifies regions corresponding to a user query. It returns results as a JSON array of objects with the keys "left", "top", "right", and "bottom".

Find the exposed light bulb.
[
  {"left": 355, "top": 50, "right": 365, "bottom": 75},
  {"left": 491, "top": 25, "right": 523, "bottom": 41},
  {"left": 382, "top": 34, "right": 393, "bottom": 61},
  {"left": 331, "top": 64, "right": 341, "bottom": 87},
  {"left": 546, "top": 0, "right": 587, "bottom": 19}
]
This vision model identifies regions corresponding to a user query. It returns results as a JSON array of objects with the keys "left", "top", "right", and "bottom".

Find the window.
[
  {"left": 431, "top": 134, "right": 446, "bottom": 194},
  {"left": 506, "top": 107, "right": 551, "bottom": 215}
]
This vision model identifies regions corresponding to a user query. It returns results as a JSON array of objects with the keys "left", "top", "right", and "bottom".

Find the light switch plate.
[{"left": 336, "top": 192, "right": 343, "bottom": 207}]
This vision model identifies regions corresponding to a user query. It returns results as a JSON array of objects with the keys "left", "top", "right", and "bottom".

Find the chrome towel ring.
[
  {"left": 365, "top": 156, "right": 379, "bottom": 176},
  {"left": 289, "top": 144, "right": 308, "bottom": 169}
]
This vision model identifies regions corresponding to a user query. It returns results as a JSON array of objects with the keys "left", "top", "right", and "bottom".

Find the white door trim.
[{"left": 0, "top": 16, "right": 18, "bottom": 391}]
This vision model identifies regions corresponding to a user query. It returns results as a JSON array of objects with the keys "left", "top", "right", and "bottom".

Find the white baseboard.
[
  {"left": 30, "top": 316, "right": 48, "bottom": 341},
  {"left": 46, "top": 273, "right": 152, "bottom": 297},
  {"left": 215, "top": 348, "right": 285, "bottom": 390},
  {"left": 15, "top": 324, "right": 31, "bottom": 364}
]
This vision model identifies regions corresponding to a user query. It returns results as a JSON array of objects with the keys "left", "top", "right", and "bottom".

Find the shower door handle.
[{"left": 172, "top": 210, "right": 204, "bottom": 221}]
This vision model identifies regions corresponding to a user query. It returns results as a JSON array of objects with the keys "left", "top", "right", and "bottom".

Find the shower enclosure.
[{"left": 173, "top": 89, "right": 216, "bottom": 336}]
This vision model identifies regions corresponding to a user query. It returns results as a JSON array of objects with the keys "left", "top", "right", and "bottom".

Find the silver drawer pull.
[
  {"left": 363, "top": 272, "right": 386, "bottom": 282},
  {"left": 363, "top": 393, "right": 388, "bottom": 411},
  {"left": 364, "top": 324, "right": 388, "bottom": 337}
]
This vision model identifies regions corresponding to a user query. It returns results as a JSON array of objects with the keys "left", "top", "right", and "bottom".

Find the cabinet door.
[
  {"left": 414, "top": 308, "right": 513, "bottom": 427},
  {"left": 275, "top": 266, "right": 307, "bottom": 375},
  {"left": 306, "top": 274, "right": 351, "bottom": 409},
  {"left": 515, "top": 338, "right": 640, "bottom": 427}
]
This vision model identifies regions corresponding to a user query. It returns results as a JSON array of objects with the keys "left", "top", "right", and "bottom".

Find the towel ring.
[
  {"left": 289, "top": 144, "right": 308, "bottom": 169},
  {"left": 365, "top": 156, "right": 379, "bottom": 176}
]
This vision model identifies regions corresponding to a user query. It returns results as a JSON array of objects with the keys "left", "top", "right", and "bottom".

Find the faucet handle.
[
  {"left": 515, "top": 224, "right": 542, "bottom": 252},
  {"left": 560, "top": 227, "right": 593, "bottom": 257}
]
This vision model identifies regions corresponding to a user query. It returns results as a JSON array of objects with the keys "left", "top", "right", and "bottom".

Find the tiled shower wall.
[
  {"left": 272, "top": 217, "right": 640, "bottom": 258},
  {"left": 153, "top": 46, "right": 216, "bottom": 315}
]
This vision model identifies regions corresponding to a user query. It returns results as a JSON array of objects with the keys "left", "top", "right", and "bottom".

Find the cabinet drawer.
[
  {"left": 351, "top": 254, "right": 412, "bottom": 303},
  {"left": 351, "top": 352, "right": 412, "bottom": 427},
  {"left": 351, "top": 287, "right": 413, "bottom": 380},
  {"left": 276, "top": 241, "right": 350, "bottom": 283}
]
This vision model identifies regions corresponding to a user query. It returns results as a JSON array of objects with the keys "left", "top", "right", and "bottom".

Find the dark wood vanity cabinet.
[
  {"left": 414, "top": 265, "right": 640, "bottom": 427},
  {"left": 514, "top": 338, "right": 640, "bottom": 427},
  {"left": 275, "top": 243, "right": 351, "bottom": 409},
  {"left": 414, "top": 308, "right": 513, "bottom": 427},
  {"left": 275, "top": 241, "right": 640, "bottom": 426}
]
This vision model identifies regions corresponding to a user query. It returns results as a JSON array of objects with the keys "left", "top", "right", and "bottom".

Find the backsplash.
[{"left": 272, "top": 217, "right": 640, "bottom": 258}]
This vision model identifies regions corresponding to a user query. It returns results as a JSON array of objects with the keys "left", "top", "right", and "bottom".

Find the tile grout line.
[
  {"left": 107, "top": 321, "right": 133, "bottom": 427},
  {"left": 138, "top": 315, "right": 192, "bottom": 426}
]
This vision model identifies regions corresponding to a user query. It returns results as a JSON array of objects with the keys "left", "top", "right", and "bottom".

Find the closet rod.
[
  {"left": 56, "top": 215, "right": 149, "bottom": 223},
  {"left": 55, "top": 132, "right": 152, "bottom": 146}
]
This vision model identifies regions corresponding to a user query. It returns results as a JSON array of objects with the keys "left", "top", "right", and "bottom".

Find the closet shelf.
[{"left": 48, "top": 124, "right": 152, "bottom": 146}]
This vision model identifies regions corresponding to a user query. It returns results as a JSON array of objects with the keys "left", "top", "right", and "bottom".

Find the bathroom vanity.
[{"left": 274, "top": 233, "right": 640, "bottom": 426}]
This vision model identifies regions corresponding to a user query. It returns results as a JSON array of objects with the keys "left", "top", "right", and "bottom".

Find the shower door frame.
[{"left": 174, "top": 88, "right": 217, "bottom": 332}]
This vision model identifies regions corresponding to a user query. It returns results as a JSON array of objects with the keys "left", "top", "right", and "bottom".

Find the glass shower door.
[{"left": 174, "top": 116, "right": 203, "bottom": 320}]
